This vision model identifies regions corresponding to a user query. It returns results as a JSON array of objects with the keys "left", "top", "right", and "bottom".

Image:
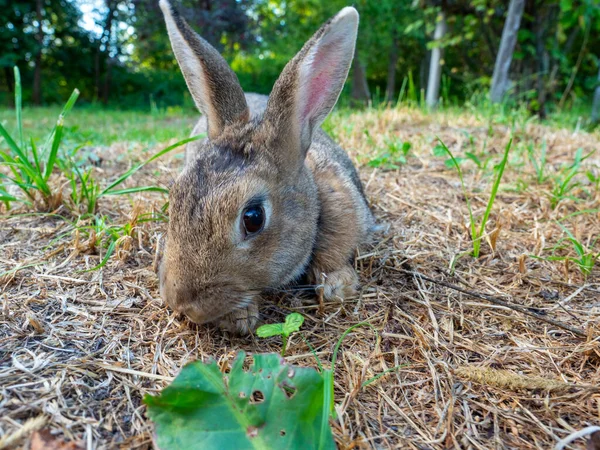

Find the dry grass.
[{"left": 1, "top": 106, "right": 599, "bottom": 449}]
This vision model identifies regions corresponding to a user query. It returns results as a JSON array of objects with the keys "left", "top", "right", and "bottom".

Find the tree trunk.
[
  {"left": 534, "top": 4, "right": 548, "bottom": 119},
  {"left": 426, "top": 12, "right": 446, "bottom": 109},
  {"left": 33, "top": 0, "right": 43, "bottom": 105},
  {"left": 351, "top": 49, "right": 370, "bottom": 106},
  {"left": 548, "top": 26, "right": 579, "bottom": 98},
  {"left": 385, "top": 31, "right": 399, "bottom": 104},
  {"left": 592, "top": 64, "right": 600, "bottom": 124},
  {"left": 101, "top": 0, "right": 117, "bottom": 105},
  {"left": 490, "top": 0, "right": 525, "bottom": 103},
  {"left": 420, "top": 53, "right": 429, "bottom": 97}
]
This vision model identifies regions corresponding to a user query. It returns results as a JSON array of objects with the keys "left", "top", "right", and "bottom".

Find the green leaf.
[
  {"left": 145, "top": 352, "right": 335, "bottom": 450},
  {"left": 282, "top": 312, "right": 305, "bottom": 336},
  {"left": 256, "top": 323, "right": 284, "bottom": 338}
]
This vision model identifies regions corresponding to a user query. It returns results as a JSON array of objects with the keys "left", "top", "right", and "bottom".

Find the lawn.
[{"left": 1, "top": 102, "right": 599, "bottom": 449}]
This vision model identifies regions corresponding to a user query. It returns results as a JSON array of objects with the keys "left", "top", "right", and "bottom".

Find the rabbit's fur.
[{"left": 158, "top": 0, "right": 375, "bottom": 334}]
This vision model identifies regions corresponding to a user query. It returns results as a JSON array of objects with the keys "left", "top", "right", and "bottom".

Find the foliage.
[
  {"left": 2, "top": 0, "right": 600, "bottom": 114},
  {"left": 548, "top": 148, "right": 594, "bottom": 209},
  {"left": 368, "top": 139, "right": 412, "bottom": 170},
  {"left": 0, "top": 67, "right": 79, "bottom": 211},
  {"left": 434, "top": 138, "right": 512, "bottom": 258},
  {"left": 0, "top": 66, "right": 204, "bottom": 270},
  {"left": 0, "top": 67, "right": 202, "bottom": 215},
  {"left": 527, "top": 140, "right": 549, "bottom": 184},
  {"left": 146, "top": 319, "right": 406, "bottom": 450},
  {"left": 535, "top": 222, "right": 599, "bottom": 277},
  {"left": 145, "top": 351, "right": 335, "bottom": 450},
  {"left": 257, "top": 312, "right": 305, "bottom": 356}
]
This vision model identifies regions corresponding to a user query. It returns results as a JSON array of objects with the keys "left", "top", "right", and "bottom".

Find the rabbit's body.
[{"left": 158, "top": 1, "right": 374, "bottom": 334}]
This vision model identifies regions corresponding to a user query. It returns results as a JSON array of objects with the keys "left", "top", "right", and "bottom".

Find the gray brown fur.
[{"left": 158, "top": 0, "right": 374, "bottom": 333}]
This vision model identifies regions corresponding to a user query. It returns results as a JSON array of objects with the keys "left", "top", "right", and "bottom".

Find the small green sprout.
[
  {"left": 256, "top": 312, "right": 305, "bottom": 356},
  {"left": 433, "top": 137, "right": 511, "bottom": 258}
]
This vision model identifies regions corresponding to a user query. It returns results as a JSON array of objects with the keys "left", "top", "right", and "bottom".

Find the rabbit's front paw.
[
  {"left": 218, "top": 301, "right": 260, "bottom": 335},
  {"left": 316, "top": 265, "right": 359, "bottom": 301}
]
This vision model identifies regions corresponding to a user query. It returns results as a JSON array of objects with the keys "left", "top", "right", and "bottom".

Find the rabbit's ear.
[
  {"left": 160, "top": 0, "right": 249, "bottom": 139},
  {"left": 263, "top": 7, "right": 358, "bottom": 169}
]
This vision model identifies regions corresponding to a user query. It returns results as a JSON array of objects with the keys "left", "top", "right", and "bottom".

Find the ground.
[{"left": 0, "top": 104, "right": 599, "bottom": 449}]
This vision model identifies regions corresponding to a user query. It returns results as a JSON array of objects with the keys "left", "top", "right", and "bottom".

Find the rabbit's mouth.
[{"left": 158, "top": 255, "right": 258, "bottom": 326}]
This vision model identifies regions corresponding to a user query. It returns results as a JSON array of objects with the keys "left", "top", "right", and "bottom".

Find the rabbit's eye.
[{"left": 242, "top": 205, "right": 265, "bottom": 236}]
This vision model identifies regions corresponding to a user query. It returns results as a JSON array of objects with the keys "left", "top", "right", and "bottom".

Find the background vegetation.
[{"left": 2, "top": 0, "right": 600, "bottom": 123}]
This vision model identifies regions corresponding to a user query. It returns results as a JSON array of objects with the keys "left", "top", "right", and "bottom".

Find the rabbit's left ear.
[
  {"left": 160, "top": 0, "right": 249, "bottom": 139},
  {"left": 263, "top": 7, "right": 358, "bottom": 170}
]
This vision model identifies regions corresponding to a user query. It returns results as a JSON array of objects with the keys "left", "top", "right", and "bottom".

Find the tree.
[
  {"left": 33, "top": 0, "right": 44, "bottom": 105},
  {"left": 592, "top": 63, "right": 600, "bottom": 124},
  {"left": 385, "top": 30, "right": 399, "bottom": 103},
  {"left": 351, "top": 50, "right": 371, "bottom": 105},
  {"left": 426, "top": 12, "right": 446, "bottom": 108},
  {"left": 490, "top": 0, "right": 525, "bottom": 103}
]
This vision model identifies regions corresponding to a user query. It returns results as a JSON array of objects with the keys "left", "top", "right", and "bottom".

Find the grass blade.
[
  {"left": 0, "top": 122, "right": 33, "bottom": 170},
  {"left": 30, "top": 137, "right": 42, "bottom": 176},
  {"left": 476, "top": 138, "right": 512, "bottom": 242},
  {"left": 102, "top": 186, "right": 169, "bottom": 196},
  {"left": 14, "top": 67, "right": 23, "bottom": 150},
  {"left": 435, "top": 139, "right": 478, "bottom": 254},
  {"left": 40, "top": 89, "right": 80, "bottom": 159},
  {"left": 81, "top": 239, "right": 117, "bottom": 272},
  {"left": 100, "top": 134, "right": 204, "bottom": 197},
  {"left": 44, "top": 116, "right": 65, "bottom": 180},
  {"left": 0, "top": 187, "right": 20, "bottom": 203}
]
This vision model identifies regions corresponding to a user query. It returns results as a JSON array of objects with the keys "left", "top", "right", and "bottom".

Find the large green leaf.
[{"left": 145, "top": 352, "right": 335, "bottom": 450}]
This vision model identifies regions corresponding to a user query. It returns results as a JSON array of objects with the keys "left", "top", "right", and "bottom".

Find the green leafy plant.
[
  {"left": 368, "top": 139, "right": 412, "bottom": 170},
  {"left": 585, "top": 169, "right": 600, "bottom": 192},
  {"left": 67, "top": 162, "right": 100, "bottom": 215},
  {"left": 548, "top": 148, "right": 594, "bottom": 209},
  {"left": 146, "top": 321, "right": 406, "bottom": 450},
  {"left": 536, "top": 223, "right": 599, "bottom": 277},
  {"left": 0, "top": 67, "right": 202, "bottom": 216},
  {"left": 434, "top": 137, "right": 511, "bottom": 258},
  {"left": 527, "top": 140, "right": 548, "bottom": 184},
  {"left": 257, "top": 312, "right": 305, "bottom": 356},
  {"left": 0, "top": 67, "right": 79, "bottom": 211},
  {"left": 144, "top": 313, "right": 405, "bottom": 450},
  {"left": 145, "top": 351, "right": 335, "bottom": 450},
  {"left": 442, "top": 131, "right": 494, "bottom": 171}
]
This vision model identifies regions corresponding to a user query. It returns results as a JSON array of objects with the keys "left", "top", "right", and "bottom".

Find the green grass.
[
  {"left": 434, "top": 138, "right": 512, "bottom": 259},
  {"left": 0, "top": 66, "right": 203, "bottom": 269},
  {"left": 0, "top": 68, "right": 80, "bottom": 210},
  {"left": 367, "top": 138, "right": 412, "bottom": 170},
  {"left": 548, "top": 148, "right": 594, "bottom": 209},
  {"left": 535, "top": 222, "right": 599, "bottom": 277},
  {"left": 0, "top": 105, "right": 196, "bottom": 147}
]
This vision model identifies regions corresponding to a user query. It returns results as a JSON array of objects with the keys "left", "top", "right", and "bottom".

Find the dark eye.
[{"left": 242, "top": 205, "right": 265, "bottom": 236}]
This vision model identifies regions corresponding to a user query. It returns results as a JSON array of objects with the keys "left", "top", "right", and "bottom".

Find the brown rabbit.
[{"left": 157, "top": 0, "right": 375, "bottom": 334}]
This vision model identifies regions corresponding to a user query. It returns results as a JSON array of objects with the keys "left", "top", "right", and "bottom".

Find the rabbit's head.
[{"left": 158, "top": 0, "right": 358, "bottom": 327}]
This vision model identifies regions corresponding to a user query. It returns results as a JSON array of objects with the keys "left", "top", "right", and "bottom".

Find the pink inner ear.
[{"left": 301, "top": 41, "right": 342, "bottom": 123}]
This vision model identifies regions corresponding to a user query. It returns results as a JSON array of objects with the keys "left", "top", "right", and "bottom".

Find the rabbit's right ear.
[
  {"left": 263, "top": 7, "right": 358, "bottom": 173},
  {"left": 159, "top": 0, "right": 249, "bottom": 139}
]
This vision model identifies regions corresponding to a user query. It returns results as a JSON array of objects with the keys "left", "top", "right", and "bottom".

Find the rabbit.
[{"left": 157, "top": 0, "right": 376, "bottom": 334}]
